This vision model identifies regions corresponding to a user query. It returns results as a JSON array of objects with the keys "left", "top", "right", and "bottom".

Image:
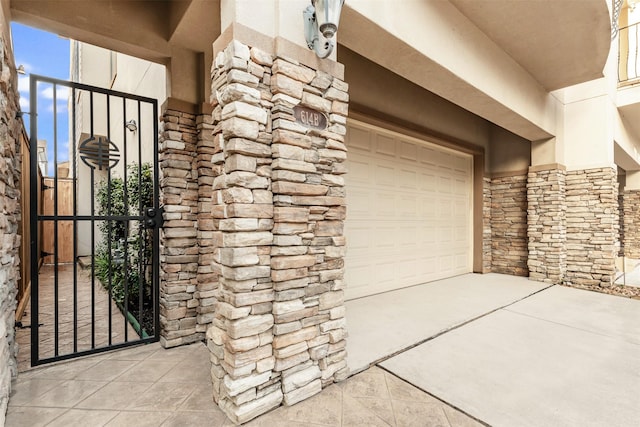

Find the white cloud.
[
  {"left": 41, "top": 86, "right": 70, "bottom": 100},
  {"left": 19, "top": 96, "right": 29, "bottom": 111},
  {"left": 18, "top": 75, "right": 29, "bottom": 93},
  {"left": 57, "top": 140, "right": 70, "bottom": 162},
  {"left": 45, "top": 101, "right": 68, "bottom": 113}
]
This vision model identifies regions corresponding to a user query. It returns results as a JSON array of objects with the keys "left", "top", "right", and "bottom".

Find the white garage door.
[{"left": 345, "top": 120, "right": 473, "bottom": 300}]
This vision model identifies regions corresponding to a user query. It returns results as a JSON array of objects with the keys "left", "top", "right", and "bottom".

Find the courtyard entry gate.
[{"left": 29, "top": 74, "right": 160, "bottom": 366}]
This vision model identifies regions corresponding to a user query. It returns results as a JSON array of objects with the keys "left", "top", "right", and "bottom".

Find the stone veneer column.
[
  {"left": 482, "top": 177, "right": 492, "bottom": 273},
  {"left": 205, "top": 39, "right": 348, "bottom": 423},
  {"left": 196, "top": 112, "right": 217, "bottom": 333},
  {"left": 207, "top": 41, "right": 280, "bottom": 424},
  {"left": 0, "top": 35, "right": 21, "bottom": 421},
  {"left": 527, "top": 166, "right": 566, "bottom": 284},
  {"left": 564, "top": 167, "right": 618, "bottom": 287},
  {"left": 621, "top": 190, "right": 640, "bottom": 258},
  {"left": 491, "top": 174, "right": 528, "bottom": 276},
  {"left": 270, "top": 56, "right": 349, "bottom": 404},
  {"left": 158, "top": 108, "right": 203, "bottom": 346}
]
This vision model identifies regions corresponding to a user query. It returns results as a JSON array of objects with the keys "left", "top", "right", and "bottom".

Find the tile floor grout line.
[
  {"left": 376, "top": 365, "right": 491, "bottom": 427},
  {"left": 349, "top": 283, "right": 556, "bottom": 376},
  {"left": 42, "top": 407, "right": 120, "bottom": 427},
  {"left": 381, "top": 367, "right": 399, "bottom": 427},
  {"left": 440, "top": 403, "right": 454, "bottom": 427}
]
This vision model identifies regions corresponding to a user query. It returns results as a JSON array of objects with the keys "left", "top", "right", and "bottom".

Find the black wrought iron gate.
[{"left": 29, "top": 74, "right": 160, "bottom": 366}]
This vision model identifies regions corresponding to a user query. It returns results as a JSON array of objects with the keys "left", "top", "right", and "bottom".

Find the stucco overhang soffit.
[
  {"left": 168, "top": 0, "right": 221, "bottom": 53},
  {"left": 339, "top": 0, "right": 557, "bottom": 141},
  {"left": 450, "top": 0, "right": 611, "bottom": 92},
  {"left": 10, "top": 0, "right": 174, "bottom": 62}
]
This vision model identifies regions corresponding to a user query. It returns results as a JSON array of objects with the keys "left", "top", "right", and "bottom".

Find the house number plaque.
[{"left": 293, "top": 105, "right": 327, "bottom": 130}]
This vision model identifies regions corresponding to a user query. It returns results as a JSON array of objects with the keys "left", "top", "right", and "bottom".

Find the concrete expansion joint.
[
  {"left": 375, "top": 364, "right": 492, "bottom": 427},
  {"left": 352, "top": 283, "right": 556, "bottom": 377}
]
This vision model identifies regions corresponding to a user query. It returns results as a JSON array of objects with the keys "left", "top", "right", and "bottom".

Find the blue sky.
[{"left": 12, "top": 22, "right": 70, "bottom": 176}]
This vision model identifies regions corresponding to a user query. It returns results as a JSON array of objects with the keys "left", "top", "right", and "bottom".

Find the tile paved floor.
[
  {"left": 16, "top": 264, "right": 139, "bottom": 371},
  {"left": 7, "top": 341, "right": 483, "bottom": 426}
]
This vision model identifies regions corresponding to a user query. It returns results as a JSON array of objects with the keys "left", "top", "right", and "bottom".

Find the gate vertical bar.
[
  {"left": 106, "top": 94, "right": 113, "bottom": 346},
  {"left": 53, "top": 83, "right": 59, "bottom": 357},
  {"left": 89, "top": 90, "right": 96, "bottom": 349},
  {"left": 152, "top": 100, "right": 159, "bottom": 338},
  {"left": 122, "top": 97, "right": 129, "bottom": 342},
  {"left": 137, "top": 102, "right": 143, "bottom": 334},
  {"left": 29, "top": 75, "right": 39, "bottom": 365},
  {"left": 72, "top": 87, "right": 78, "bottom": 353}
]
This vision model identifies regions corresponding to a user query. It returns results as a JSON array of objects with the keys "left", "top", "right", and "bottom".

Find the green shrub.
[{"left": 94, "top": 163, "right": 153, "bottom": 307}]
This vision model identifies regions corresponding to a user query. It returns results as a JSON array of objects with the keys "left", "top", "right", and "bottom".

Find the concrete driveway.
[{"left": 345, "top": 274, "right": 640, "bottom": 426}]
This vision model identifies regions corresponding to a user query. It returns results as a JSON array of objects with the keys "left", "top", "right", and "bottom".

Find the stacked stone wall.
[
  {"left": 564, "top": 168, "right": 618, "bottom": 288},
  {"left": 159, "top": 109, "right": 203, "bottom": 346},
  {"left": 482, "top": 177, "right": 491, "bottom": 273},
  {"left": 205, "top": 39, "right": 348, "bottom": 424},
  {"left": 490, "top": 174, "right": 528, "bottom": 276},
  {"left": 621, "top": 190, "right": 640, "bottom": 258},
  {"left": 207, "top": 40, "right": 281, "bottom": 424},
  {"left": 196, "top": 113, "right": 218, "bottom": 333},
  {"left": 527, "top": 167, "right": 566, "bottom": 284},
  {"left": 270, "top": 56, "right": 349, "bottom": 405},
  {"left": 0, "top": 35, "right": 20, "bottom": 423}
]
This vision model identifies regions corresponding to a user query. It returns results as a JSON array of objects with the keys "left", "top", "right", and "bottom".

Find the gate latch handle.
[{"left": 143, "top": 206, "right": 163, "bottom": 228}]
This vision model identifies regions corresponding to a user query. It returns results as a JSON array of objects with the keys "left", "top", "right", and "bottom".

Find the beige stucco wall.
[
  {"left": 489, "top": 126, "right": 530, "bottom": 174},
  {"left": 73, "top": 42, "right": 166, "bottom": 256},
  {"left": 340, "top": 46, "right": 490, "bottom": 154},
  {"left": 550, "top": 5, "right": 640, "bottom": 174},
  {"left": 339, "top": 0, "right": 558, "bottom": 142}
]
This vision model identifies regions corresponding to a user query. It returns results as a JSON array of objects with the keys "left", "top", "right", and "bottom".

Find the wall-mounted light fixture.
[
  {"left": 303, "top": 0, "right": 345, "bottom": 59},
  {"left": 16, "top": 65, "right": 26, "bottom": 75},
  {"left": 125, "top": 119, "right": 137, "bottom": 132}
]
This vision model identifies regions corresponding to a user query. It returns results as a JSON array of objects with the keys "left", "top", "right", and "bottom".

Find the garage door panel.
[
  {"left": 349, "top": 159, "right": 371, "bottom": 183},
  {"left": 348, "top": 190, "right": 372, "bottom": 218},
  {"left": 454, "top": 200, "right": 468, "bottom": 217},
  {"left": 455, "top": 253, "right": 469, "bottom": 270},
  {"left": 348, "top": 226, "right": 371, "bottom": 251},
  {"left": 399, "top": 196, "right": 417, "bottom": 217},
  {"left": 438, "top": 226, "right": 453, "bottom": 243},
  {"left": 349, "top": 126, "right": 371, "bottom": 151},
  {"left": 345, "top": 121, "right": 473, "bottom": 300},
  {"left": 399, "top": 169, "right": 418, "bottom": 189},
  {"left": 375, "top": 134, "right": 396, "bottom": 155},
  {"left": 422, "top": 226, "right": 437, "bottom": 244},
  {"left": 455, "top": 178, "right": 468, "bottom": 195},
  {"left": 375, "top": 259, "right": 397, "bottom": 283},
  {"left": 400, "top": 141, "right": 418, "bottom": 160},
  {"left": 375, "top": 192, "right": 396, "bottom": 216},
  {"left": 376, "top": 164, "right": 396, "bottom": 187},
  {"left": 376, "top": 226, "right": 397, "bottom": 249},
  {"left": 439, "top": 254, "right": 454, "bottom": 272},
  {"left": 419, "top": 146, "right": 437, "bottom": 165},
  {"left": 439, "top": 199, "right": 453, "bottom": 217},
  {"left": 455, "top": 226, "right": 468, "bottom": 242},
  {"left": 399, "top": 225, "right": 419, "bottom": 247}
]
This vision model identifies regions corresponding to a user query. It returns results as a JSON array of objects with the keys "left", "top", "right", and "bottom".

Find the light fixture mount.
[
  {"left": 303, "top": 0, "right": 345, "bottom": 59},
  {"left": 125, "top": 119, "right": 138, "bottom": 132}
]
